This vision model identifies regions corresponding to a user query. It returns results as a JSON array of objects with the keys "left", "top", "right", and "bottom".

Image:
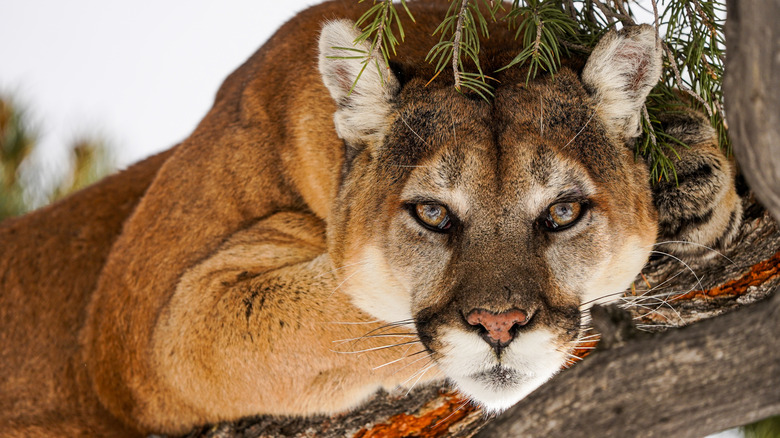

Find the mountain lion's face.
[{"left": 320, "top": 21, "right": 660, "bottom": 411}]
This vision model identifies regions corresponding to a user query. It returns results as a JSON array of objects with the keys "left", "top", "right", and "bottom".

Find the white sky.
[{"left": 0, "top": 0, "right": 315, "bottom": 175}]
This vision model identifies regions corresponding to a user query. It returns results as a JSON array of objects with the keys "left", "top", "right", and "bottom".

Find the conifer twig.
[
  {"left": 691, "top": 0, "right": 718, "bottom": 37},
  {"left": 613, "top": 0, "right": 633, "bottom": 23},
  {"left": 662, "top": 43, "right": 712, "bottom": 118},
  {"left": 532, "top": 21, "right": 544, "bottom": 66},
  {"left": 564, "top": 0, "right": 577, "bottom": 19},
  {"left": 559, "top": 39, "right": 591, "bottom": 53},
  {"left": 642, "top": 105, "right": 657, "bottom": 147},
  {"left": 370, "top": 1, "right": 391, "bottom": 61},
  {"left": 452, "top": 0, "right": 470, "bottom": 91},
  {"left": 650, "top": 0, "right": 660, "bottom": 29}
]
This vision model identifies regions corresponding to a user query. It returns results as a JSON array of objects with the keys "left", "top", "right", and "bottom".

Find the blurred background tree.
[{"left": 0, "top": 94, "right": 114, "bottom": 221}]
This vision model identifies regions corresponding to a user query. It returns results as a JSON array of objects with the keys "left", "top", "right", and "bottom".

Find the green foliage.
[
  {"left": 355, "top": 0, "right": 414, "bottom": 64},
  {"left": 332, "top": 0, "right": 416, "bottom": 93},
  {"left": 502, "top": 0, "right": 577, "bottom": 83},
  {"left": 0, "top": 96, "right": 36, "bottom": 219},
  {"left": 0, "top": 95, "right": 114, "bottom": 221},
  {"left": 352, "top": 0, "right": 728, "bottom": 185},
  {"left": 639, "top": 89, "right": 686, "bottom": 185},
  {"left": 48, "top": 137, "right": 113, "bottom": 202},
  {"left": 743, "top": 415, "right": 780, "bottom": 438},
  {"left": 659, "top": 0, "right": 728, "bottom": 153},
  {"left": 426, "top": 0, "right": 501, "bottom": 98}
]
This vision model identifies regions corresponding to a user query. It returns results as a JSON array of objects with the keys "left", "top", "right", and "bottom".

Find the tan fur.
[
  {"left": 0, "top": 1, "right": 740, "bottom": 436},
  {"left": 0, "top": 150, "right": 172, "bottom": 437}
]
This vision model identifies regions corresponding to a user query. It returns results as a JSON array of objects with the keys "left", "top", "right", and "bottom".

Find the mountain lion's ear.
[
  {"left": 319, "top": 19, "right": 400, "bottom": 144},
  {"left": 582, "top": 24, "right": 662, "bottom": 139}
]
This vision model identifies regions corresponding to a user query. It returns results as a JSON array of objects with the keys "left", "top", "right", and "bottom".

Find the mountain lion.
[{"left": 0, "top": 1, "right": 741, "bottom": 436}]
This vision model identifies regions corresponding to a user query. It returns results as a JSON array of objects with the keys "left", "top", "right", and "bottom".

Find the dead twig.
[
  {"left": 451, "top": 0, "right": 470, "bottom": 91},
  {"left": 591, "top": 0, "right": 634, "bottom": 26}
]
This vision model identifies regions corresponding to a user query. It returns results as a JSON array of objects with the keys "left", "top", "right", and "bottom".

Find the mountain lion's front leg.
[
  {"left": 651, "top": 110, "right": 742, "bottom": 259},
  {"left": 146, "top": 212, "right": 435, "bottom": 434}
]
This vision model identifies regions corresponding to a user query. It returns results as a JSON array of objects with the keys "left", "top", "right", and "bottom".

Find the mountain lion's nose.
[{"left": 465, "top": 308, "right": 529, "bottom": 350}]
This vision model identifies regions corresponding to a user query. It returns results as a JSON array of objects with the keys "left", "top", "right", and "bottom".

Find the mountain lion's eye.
[
  {"left": 543, "top": 202, "right": 582, "bottom": 231},
  {"left": 413, "top": 203, "right": 452, "bottom": 231}
]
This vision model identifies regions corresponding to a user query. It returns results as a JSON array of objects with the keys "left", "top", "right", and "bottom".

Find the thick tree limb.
[{"left": 724, "top": 0, "right": 780, "bottom": 221}]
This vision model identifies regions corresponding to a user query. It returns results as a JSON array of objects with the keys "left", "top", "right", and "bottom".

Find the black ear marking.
[
  {"left": 342, "top": 141, "right": 363, "bottom": 175},
  {"left": 388, "top": 61, "right": 411, "bottom": 89}
]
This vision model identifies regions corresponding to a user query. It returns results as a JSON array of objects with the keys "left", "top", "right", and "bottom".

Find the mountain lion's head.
[{"left": 319, "top": 21, "right": 661, "bottom": 411}]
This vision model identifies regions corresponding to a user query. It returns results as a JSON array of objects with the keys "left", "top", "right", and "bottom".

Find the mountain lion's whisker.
[
  {"left": 648, "top": 250, "right": 704, "bottom": 291},
  {"left": 332, "top": 333, "right": 419, "bottom": 345},
  {"left": 653, "top": 240, "right": 736, "bottom": 264},
  {"left": 328, "top": 268, "right": 364, "bottom": 297},
  {"left": 567, "top": 341, "right": 597, "bottom": 348},
  {"left": 357, "top": 319, "right": 417, "bottom": 339},
  {"left": 326, "top": 319, "right": 382, "bottom": 325},
  {"left": 401, "top": 115, "right": 432, "bottom": 148},
  {"left": 432, "top": 399, "right": 472, "bottom": 429},
  {"left": 390, "top": 352, "right": 434, "bottom": 378},
  {"left": 372, "top": 347, "right": 427, "bottom": 371},
  {"left": 632, "top": 268, "right": 688, "bottom": 295},
  {"left": 562, "top": 352, "right": 583, "bottom": 361},
  {"left": 628, "top": 303, "right": 681, "bottom": 325},
  {"left": 580, "top": 289, "right": 631, "bottom": 308},
  {"left": 404, "top": 362, "right": 438, "bottom": 396},
  {"left": 330, "top": 340, "right": 421, "bottom": 355},
  {"left": 315, "top": 259, "right": 371, "bottom": 279},
  {"left": 563, "top": 111, "right": 595, "bottom": 149}
]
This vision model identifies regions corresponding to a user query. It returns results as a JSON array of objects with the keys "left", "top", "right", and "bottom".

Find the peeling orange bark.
[
  {"left": 571, "top": 250, "right": 780, "bottom": 362},
  {"left": 570, "top": 340, "right": 600, "bottom": 363},
  {"left": 354, "top": 392, "right": 477, "bottom": 438},
  {"left": 673, "top": 249, "right": 780, "bottom": 300}
]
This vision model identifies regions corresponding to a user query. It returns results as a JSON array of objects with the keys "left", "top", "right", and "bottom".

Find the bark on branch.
[{"left": 724, "top": 0, "right": 780, "bottom": 222}]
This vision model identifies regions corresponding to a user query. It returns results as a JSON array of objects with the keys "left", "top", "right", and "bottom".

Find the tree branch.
[
  {"left": 591, "top": 0, "right": 634, "bottom": 26},
  {"left": 451, "top": 0, "right": 470, "bottom": 91},
  {"left": 724, "top": 0, "right": 780, "bottom": 221},
  {"left": 369, "top": 1, "right": 391, "bottom": 61}
]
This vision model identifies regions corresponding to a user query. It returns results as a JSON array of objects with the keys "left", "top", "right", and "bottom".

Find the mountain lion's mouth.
[{"left": 472, "top": 365, "right": 533, "bottom": 390}]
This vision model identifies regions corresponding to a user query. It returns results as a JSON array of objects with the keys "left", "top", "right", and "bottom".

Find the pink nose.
[{"left": 465, "top": 309, "right": 529, "bottom": 346}]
